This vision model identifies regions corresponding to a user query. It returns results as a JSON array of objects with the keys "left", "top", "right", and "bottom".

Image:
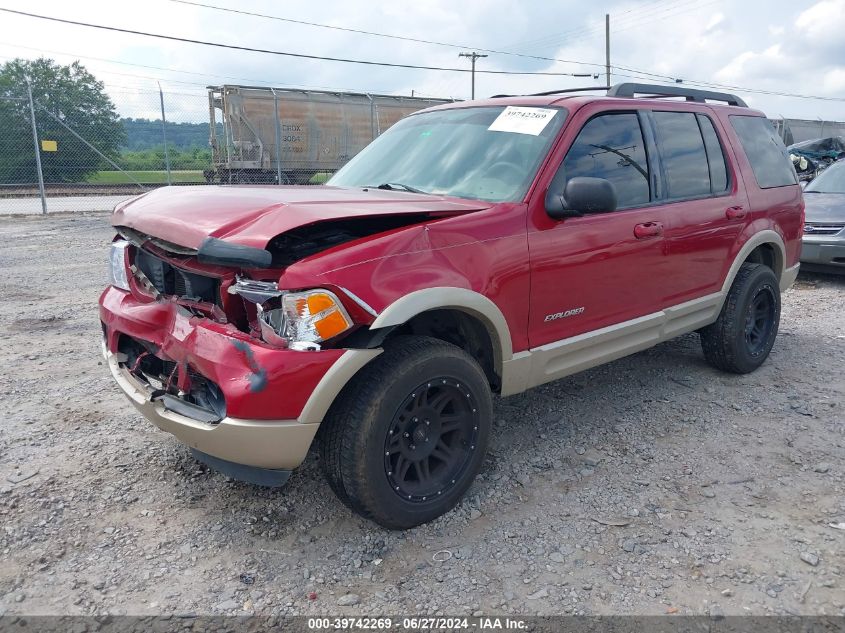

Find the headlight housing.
[
  {"left": 108, "top": 240, "right": 131, "bottom": 291},
  {"left": 259, "top": 289, "right": 353, "bottom": 348}
]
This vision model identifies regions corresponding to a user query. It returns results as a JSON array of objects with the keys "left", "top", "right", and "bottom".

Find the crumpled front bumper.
[
  {"left": 103, "top": 343, "right": 320, "bottom": 471},
  {"left": 99, "top": 285, "right": 381, "bottom": 472}
]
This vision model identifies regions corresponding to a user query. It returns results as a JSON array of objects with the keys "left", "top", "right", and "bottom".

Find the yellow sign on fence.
[{"left": 41, "top": 140, "right": 57, "bottom": 152}]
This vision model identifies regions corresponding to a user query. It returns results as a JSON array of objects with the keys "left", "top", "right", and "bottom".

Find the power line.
[
  {"left": 505, "top": 0, "right": 694, "bottom": 53},
  {"left": 0, "top": 42, "right": 438, "bottom": 97},
  {"left": 514, "top": 0, "right": 713, "bottom": 54},
  {"left": 0, "top": 8, "right": 595, "bottom": 77},
  {"left": 2, "top": 7, "right": 842, "bottom": 104},
  {"left": 171, "top": 0, "right": 705, "bottom": 92},
  {"left": 174, "top": 0, "right": 823, "bottom": 104},
  {"left": 168, "top": 0, "right": 725, "bottom": 96},
  {"left": 644, "top": 75, "right": 845, "bottom": 102},
  {"left": 168, "top": 0, "right": 610, "bottom": 73},
  {"left": 173, "top": 0, "right": 687, "bottom": 80},
  {"left": 561, "top": 0, "right": 719, "bottom": 47}
]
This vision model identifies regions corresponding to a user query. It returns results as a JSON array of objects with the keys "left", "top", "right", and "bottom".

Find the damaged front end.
[
  {"left": 101, "top": 212, "right": 412, "bottom": 429},
  {"left": 100, "top": 186, "right": 491, "bottom": 485},
  {"left": 102, "top": 230, "right": 355, "bottom": 426},
  {"left": 116, "top": 335, "right": 227, "bottom": 424},
  {"left": 228, "top": 279, "right": 355, "bottom": 352}
]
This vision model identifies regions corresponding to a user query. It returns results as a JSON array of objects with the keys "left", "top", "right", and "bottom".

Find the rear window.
[
  {"left": 653, "top": 111, "right": 711, "bottom": 198},
  {"left": 730, "top": 116, "right": 797, "bottom": 189}
]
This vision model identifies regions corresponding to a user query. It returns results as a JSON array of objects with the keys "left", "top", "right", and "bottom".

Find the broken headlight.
[
  {"left": 229, "top": 279, "right": 355, "bottom": 349},
  {"left": 272, "top": 290, "right": 353, "bottom": 347},
  {"left": 108, "top": 240, "right": 131, "bottom": 291}
]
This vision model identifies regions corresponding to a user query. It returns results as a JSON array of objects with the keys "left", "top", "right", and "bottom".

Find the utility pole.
[
  {"left": 25, "top": 76, "right": 47, "bottom": 215},
  {"left": 459, "top": 52, "right": 488, "bottom": 99},
  {"left": 605, "top": 14, "right": 611, "bottom": 88}
]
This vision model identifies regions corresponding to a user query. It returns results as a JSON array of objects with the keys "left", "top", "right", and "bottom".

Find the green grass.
[
  {"left": 309, "top": 172, "right": 331, "bottom": 184},
  {"left": 88, "top": 170, "right": 205, "bottom": 184}
]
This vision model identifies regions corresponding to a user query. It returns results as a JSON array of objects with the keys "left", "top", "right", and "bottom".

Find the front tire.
[
  {"left": 319, "top": 336, "right": 492, "bottom": 529},
  {"left": 700, "top": 262, "right": 781, "bottom": 373}
]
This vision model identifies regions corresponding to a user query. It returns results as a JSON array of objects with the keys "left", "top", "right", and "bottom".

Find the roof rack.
[
  {"left": 530, "top": 86, "right": 611, "bottom": 97},
  {"left": 608, "top": 83, "right": 748, "bottom": 107},
  {"left": 490, "top": 82, "right": 747, "bottom": 107},
  {"left": 491, "top": 86, "right": 608, "bottom": 98}
]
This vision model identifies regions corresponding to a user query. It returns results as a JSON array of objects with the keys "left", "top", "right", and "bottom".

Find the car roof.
[
  {"left": 422, "top": 94, "right": 764, "bottom": 117},
  {"left": 418, "top": 83, "right": 765, "bottom": 118}
]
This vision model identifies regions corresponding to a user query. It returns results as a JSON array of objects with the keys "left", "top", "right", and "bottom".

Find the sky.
[{"left": 0, "top": 0, "right": 844, "bottom": 122}]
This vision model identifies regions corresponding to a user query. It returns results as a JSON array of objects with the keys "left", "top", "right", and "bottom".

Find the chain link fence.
[
  {"left": 0, "top": 82, "right": 222, "bottom": 214},
  {"left": 770, "top": 118, "right": 845, "bottom": 146},
  {"left": 0, "top": 81, "right": 340, "bottom": 215},
  {"left": 3, "top": 75, "right": 845, "bottom": 215}
]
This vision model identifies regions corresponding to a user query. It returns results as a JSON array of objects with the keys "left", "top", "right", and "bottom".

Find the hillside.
[{"left": 121, "top": 118, "right": 222, "bottom": 150}]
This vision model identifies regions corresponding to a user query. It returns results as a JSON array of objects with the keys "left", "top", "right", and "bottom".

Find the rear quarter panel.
[{"left": 713, "top": 109, "right": 804, "bottom": 273}]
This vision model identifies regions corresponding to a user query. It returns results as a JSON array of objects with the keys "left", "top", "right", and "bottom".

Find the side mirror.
[{"left": 545, "top": 176, "right": 618, "bottom": 219}]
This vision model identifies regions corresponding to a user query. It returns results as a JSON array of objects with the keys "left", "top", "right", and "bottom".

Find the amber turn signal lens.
[
  {"left": 306, "top": 292, "right": 337, "bottom": 314},
  {"left": 314, "top": 309, "right": 352, "bottom": 340},
  {"left": 280, "top": 289, "right": 354, "bottom": 344}
]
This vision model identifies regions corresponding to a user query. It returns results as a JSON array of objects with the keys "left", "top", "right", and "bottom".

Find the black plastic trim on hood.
[{"left": 197, "top": 237, "right": 273, "bottom": 269}]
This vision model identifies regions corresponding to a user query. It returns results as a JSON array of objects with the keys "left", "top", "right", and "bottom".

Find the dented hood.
[{"left": 112, "top": 185, "right": 491, "bottom": 250}]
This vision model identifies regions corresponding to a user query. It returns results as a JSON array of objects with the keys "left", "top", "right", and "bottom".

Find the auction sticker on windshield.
[{"left": 488, "top": 106, "right": 557, "bottom": 135}]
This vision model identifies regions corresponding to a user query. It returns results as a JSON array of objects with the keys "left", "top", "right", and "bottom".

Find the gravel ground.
[{"left": 0, "top": 213, "right": 843, "bottom": 617}]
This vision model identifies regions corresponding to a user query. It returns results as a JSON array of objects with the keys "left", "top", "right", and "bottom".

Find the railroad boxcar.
[{"left": 207, "top": 85, "right": 453, "bottom": 184}]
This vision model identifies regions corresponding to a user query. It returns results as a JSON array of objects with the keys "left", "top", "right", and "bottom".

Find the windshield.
[
  {"left": 805, "top": 161, "right": 845, "bottom": 193},
  {"left": 328, "top": 105, "right": 567, "bottom": 202}
]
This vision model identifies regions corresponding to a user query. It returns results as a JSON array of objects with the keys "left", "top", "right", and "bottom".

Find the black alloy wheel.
[
  {"left": 384, "top": 378, "right": 480, "bottom": 503},
  {"left": 744, "top": 286, "right": 776, "bottom": 356},
  {"left": 701, "top": 262, "right": 781, "bottom": 374},
  {"left": 319, "top": 336, "right": 493, "bottom": 529}
]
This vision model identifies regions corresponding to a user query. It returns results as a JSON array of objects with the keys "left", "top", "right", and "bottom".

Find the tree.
[{"left": 0, "top": 58, "right": 124, "bottom": 184}]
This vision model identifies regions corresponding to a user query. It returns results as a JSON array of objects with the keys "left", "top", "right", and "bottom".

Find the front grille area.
[
  {"left": 134, "top": 248, "right": 220, "bottom": 305},
  {"left": 117, "top": 334, "right": 226, "bottom": 424},
  {"left": 804, "top": 223, "right": 844, "bottom": 236}
]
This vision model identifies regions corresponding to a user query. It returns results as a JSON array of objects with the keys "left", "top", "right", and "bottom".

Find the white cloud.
[
  {"left": 714, "top": 44, "right": 791, "bottom": 84},
  {"left": 795, "top": 0, "right": 845, "bottom": 39},
  {"left": 822, "top": 67, "right": 845, "bottom": 93},
  {"left": 0, "top": 0, "right": 843, "bottom": 120},
  {"left": 704, "top": 12, "right": 725, "bottom": 34}
]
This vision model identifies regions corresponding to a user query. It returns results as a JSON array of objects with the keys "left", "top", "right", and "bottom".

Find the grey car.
[{"left": 801, "top": 160, "right": 845, "bottom": 273}]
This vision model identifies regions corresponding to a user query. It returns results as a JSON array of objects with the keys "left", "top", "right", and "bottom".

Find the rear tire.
[
  {"left": 700, "top": 262, "right": 780, "bottom": 373},
  {"left": 319, "top": 336, "right": 492, "bottom": 529}
]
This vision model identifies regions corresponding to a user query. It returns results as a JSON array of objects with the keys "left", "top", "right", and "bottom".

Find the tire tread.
[
  {"left": 318, "top": 336, "right": 490, "bottom": 528},
  {"left": 700, "top": 262, "right": 779, "bottom": 374}
]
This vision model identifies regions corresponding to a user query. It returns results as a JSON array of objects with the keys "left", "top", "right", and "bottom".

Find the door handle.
[
  {"left": 725, "top": 205, "right": 747, "bottom": 220},
  {"left": 634, "top": 222, "right": 663, "bottom": 239}
]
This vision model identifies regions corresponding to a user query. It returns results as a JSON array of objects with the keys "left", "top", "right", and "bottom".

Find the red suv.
[{"left": 100, "top": 83, "right": 803, "bottom": 528}]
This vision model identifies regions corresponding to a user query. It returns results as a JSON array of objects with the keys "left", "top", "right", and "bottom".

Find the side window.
[
  {"left": 560, "top": 113, "right": 650, "bottom": 208},
  {"left": 652, "top": 111, "right": 710, "bottom": 198},
  {"left": 730, "top": 115, "right": 797, "bottom": 188},
  {"left": 697, "top": 114, "right": 729, "bottom": 193}
]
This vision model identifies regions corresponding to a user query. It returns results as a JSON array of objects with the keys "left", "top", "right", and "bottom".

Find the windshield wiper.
[{"left": 369, "top": 182, "right": 427, "bottom": 194}]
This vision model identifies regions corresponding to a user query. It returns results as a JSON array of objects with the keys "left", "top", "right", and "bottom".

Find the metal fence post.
[
  {"left": 25, "top": 76, "right": 47, "bottom": 214},
  {"left": 158, "top": 82, "right": 172, "bottom": 185},
  {"left": 270, "top": 88, "right": 283, "bottom": 184},
  {"left": 33, "top": 99, "right": 145, "bottom": 189}
]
